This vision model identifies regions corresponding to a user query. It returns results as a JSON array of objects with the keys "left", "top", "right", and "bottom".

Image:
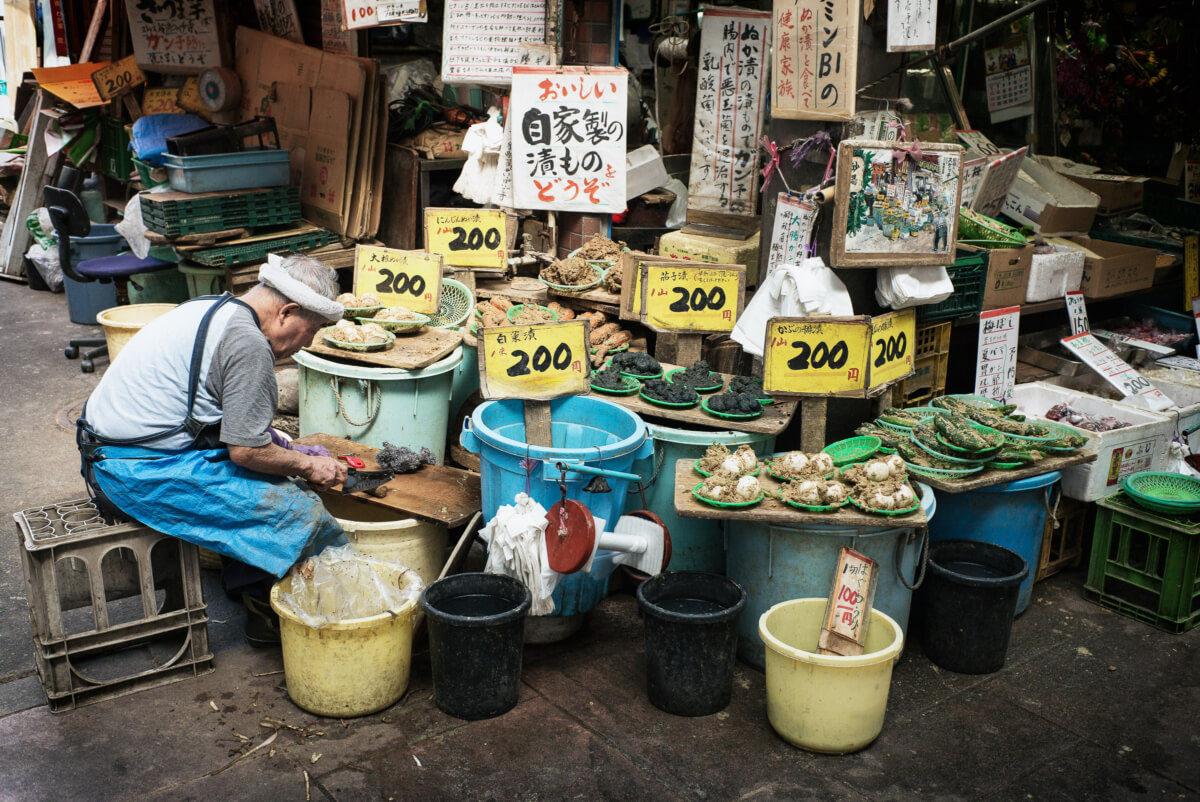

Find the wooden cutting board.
[
  {"left": 304, "top": 326, "right": 462, "bottom": 370},
  {"left": 295, "top": 433, "right": 481, "bottom": 527}
]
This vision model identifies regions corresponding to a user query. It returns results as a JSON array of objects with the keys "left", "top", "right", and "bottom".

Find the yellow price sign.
[
  {"left": 868, "top": 308, "right": 916, "bottom": 389},
  {"left": 639, "top": 263, "right": 744, "bottom": 333},
  {"left": 354, "top": 246, "right": 444, "bottom": 314},
  {"left": 142, "top": 87, "right": 181, "bottom": 115},
  {"left": 763, "top": 316, "right": 871, "bottom": 397},
  {"left": 479, "top": 319, "right": 591, "bottom": 401},
  {"left": 91, "top": 55, "right": 146, "bottom": 101},
  {"left": 424, "top": 208, "right": 508, "bottom": 269}
]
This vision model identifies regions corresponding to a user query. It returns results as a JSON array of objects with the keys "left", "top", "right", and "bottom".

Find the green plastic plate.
[
  {"left": 590, "top": 374, "right": 640, "bottom": 396},
  {"left": 849, "top": 494, "right": 923, "bottom": 516},
  {"left": 781, "top": 497, "right": 849, "bottom": 513},
  {"left": 342, "top": 305, "right": 383, "bottom": 320},
  {"left": 823, "top": 436, "right": 881, "bottom": 467},
  {"left": 699, "top": 397, "right": 763, "bottom": 421},
  {"left": 693, "top": 458, "right": 762, "bottom": 478},
  {"left": 692, "top": 483, "right": 764, "bottom": 508},
  {"left": 321, "top": 329, "right": 395, "bottom": 352},
  {"left": 358, "top": 312, "right": 430, "bottom": 332},
  {"left": 665, "top": 367, "right": 724, "bottom": 393},
  {"left": 639, "top": 389, "right": 699, "bottom": 409}
]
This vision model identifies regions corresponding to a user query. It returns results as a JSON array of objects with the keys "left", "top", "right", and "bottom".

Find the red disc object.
[{"left": 544, "top": 499, "right": 595, "bottom": 574}]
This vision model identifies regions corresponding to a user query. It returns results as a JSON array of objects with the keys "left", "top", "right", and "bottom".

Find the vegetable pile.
[
  {"left": 327, "top": 319, "right": 390, "bottom": 346},
  {"left": 590, "top": 364, "right": 631, "bottom": 391},
  {"left": 670, "top": 360, "right": 723, "bottom": 389},
  {"left": 336, "top": 292, "right": 381, "bottom": 310},
  {"left": 769, "top": 451, "right": 835, "bottom": 481},
  {"left": 706, "top": 391, "right": 762, "bottom": 415},
  {"left": 641, "top": 378, "right": 699, "bottom": 404},
  {"left": 611, "top": 351, "right": 662, "bottom": 377},
  {"left": 728, "top": 376, "right": 767, "bottom": 397},
  {"left": 697, "top": 444, "right": 758, "bottom": 476},
  {"left": 697, "top": 470, "right": 762, "bottom": 504},
  {"left": 841, "top": 456, "right": 917, "bottom": 512},
  {"left": 780, "top": 477, "right": 849, "bottom": 508}
]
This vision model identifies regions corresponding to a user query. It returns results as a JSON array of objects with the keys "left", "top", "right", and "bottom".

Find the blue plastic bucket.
[
  {"left": 294, "top": 348, "right": 463, "bottom": 462},
  {"left": 728, "top": 484, "right": 937, "bottom": 669},
  {"left": 633, "top": 423, "right": 776, "bottom": 574},
  {"left": 927, "top": 471, "right": 1060, "bottom": 616},
  {"left": 55, "top": 225, "right": 126, "bottom": 324}
]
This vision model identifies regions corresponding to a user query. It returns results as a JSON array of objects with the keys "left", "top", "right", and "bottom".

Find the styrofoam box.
[
  {"left": 1026, "top": 244, "right": 1086, "bottom": 303},
  {"left": 1013, "top": 381, "right": 1174, "bottom": 501},
  {"left": 1137, "top": 374, "right": 1200, "bottom": 436}
]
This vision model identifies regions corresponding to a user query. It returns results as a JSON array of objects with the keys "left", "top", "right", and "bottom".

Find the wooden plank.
[
  {"left": 296, "top": 433, "right": 481, "bottom": 527},
  {"left": 524, "top": 400, "right": 553, "bottom": 446},
  {"left": 800, "top": 398, "right": 827, "bottom": 452},
  {"left": 914, "top": 450, "right": 1098, "bottom": 494},
  {"left": 0, "top": 92, "right": 60, "bottom": 276},
  {"left": 673, "top": 459, "right": 928, "bottom": 528},
  {"left": 547, "top": 288, "right": 622, "bottom": 318},
  {"left": 79, "top": 0, "right": 109, "bottom": 62},
  {"left": 304, "top": 326, "right": 461, "bottom": 371},
  {"left": 674, "top": 333, "right": 703, "bottom": 366}
]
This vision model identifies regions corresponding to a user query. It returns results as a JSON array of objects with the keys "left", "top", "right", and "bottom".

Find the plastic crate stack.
[
  {"left": 14, "top": 499, "right": 214, "bottom": 711},
  {"left": 916, "top": 250, "right": 989, "bottom": 323},
  {"left": 140, "top": 187, "right": 302, "bottom": 236},
  {"left": 894, "top": 321, "right": 951, "bottom": 407}
]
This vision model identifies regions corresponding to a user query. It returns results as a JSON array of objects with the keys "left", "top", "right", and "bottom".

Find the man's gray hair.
[{"left": 257, "top": 255, "right": 340, "bottom": 323}]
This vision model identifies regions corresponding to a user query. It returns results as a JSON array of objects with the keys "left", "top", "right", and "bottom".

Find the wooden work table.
[{"left": 910, "top": 449, "right": 1097, "bottom": 493}]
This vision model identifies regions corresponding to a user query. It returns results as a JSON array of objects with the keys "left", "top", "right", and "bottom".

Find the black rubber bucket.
[
  {"left": 636, "top": 571, "right": 747, "bottom": 716},
  {"left": 419, "top": 572, "right": 532, "bottom": 721},
  {"left": 918, "top": 540, "right": 1029, "bottom": 674}
]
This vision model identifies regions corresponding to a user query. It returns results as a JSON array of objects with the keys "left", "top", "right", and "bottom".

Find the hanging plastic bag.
[
  {"left": 452, "top": 108, "right": 504, "bottom": 206},
  {"left": 115, "top": 186, "right": 172, "bottom": 259},
  {"left": 479, "top": 492, "right": 558, "bottom": 615},
  {"left": 875, "top": 265, "right": 954, "bottom": 309},
  {"left": 1165, "top": 438, "right": 1200, "bottom": 479},
  {"left": 732, "top": 257, "right": 854, "bottom": 357},
  {"left": 663, "top": 178, "right": 689, "bottom": 229}
]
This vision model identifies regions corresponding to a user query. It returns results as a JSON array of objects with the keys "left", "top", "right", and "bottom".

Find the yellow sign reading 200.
[
  {"left": 642, "top": 264, "right": 742, "bottom": 332},
  {"left": 479, "top": 319, "right": 590, "bottom": 401},
  {"left": 763, "top": 317, "right": 871, "bottom": 397}
]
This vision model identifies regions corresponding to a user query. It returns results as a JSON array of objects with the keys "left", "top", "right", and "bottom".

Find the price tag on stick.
[
  {"left": 354, "top": 246, "right": 443, "bottom": 314},
  {"left": 974, "top": 305, "right": 1020, "bottom": 403},
  {"left": 478, "top": 319, "right": 591, "bottom": 401},
  {"left": 1065, "top": 290, "right": 1089, "bottom": 335},
  {"left": 1060, "top": 333, "right": 1174, "bottom": 411},
  {"left": 424, "top": 208, "right": 508, "bottom": 270},
  {"left": 868, "top": 309, "right": 916, "bottom": 389},
  {"left": 763, "top": 317, "right": 871, "bottom": 397},
  {"left": 91, "top": 56, "right": 146, "bottom": 101}
]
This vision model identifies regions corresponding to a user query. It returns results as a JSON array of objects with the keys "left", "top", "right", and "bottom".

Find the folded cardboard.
[
  {"left": 958, "top": 242, "right": 1033, "bottom": 309},
  {"left": 1039, "top": 156, "right": 1146, "bottom": 214},
  {"left": 1003, "top": 158, "right": 1100, "bottom": 236},
  {"left": 1071, "top": 236, "right": 1157, "bottom": 299}
]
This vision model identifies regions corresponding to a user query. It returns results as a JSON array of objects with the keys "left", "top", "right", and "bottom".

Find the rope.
[
  {"left": 330, "top": 378, "right": 381, "bottom": 428},
  {"left": 897, "top": 526, "right": 929, "bottom": 591}
]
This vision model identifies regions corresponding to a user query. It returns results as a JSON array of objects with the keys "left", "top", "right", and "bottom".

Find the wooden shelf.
[
  {"left": 951, "top": 281, "right": 1180, "bottom": 327},
  {"left": 912, "top": 449, "right": 1097, "bottom": 494}
]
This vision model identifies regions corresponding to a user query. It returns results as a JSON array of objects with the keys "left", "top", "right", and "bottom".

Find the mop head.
[
  {"left": 479, "top": 493, "right": 558, "bottom": 615},
  {"left": 609, "top": 515, "right": 666, "bottom": 576}
]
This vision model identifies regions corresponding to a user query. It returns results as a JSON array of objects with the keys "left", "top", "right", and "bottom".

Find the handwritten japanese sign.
[
  {"left": 478, "top": 319, "right": 590, "bottom": 401},
  {"left": 687, "top": 8, "right": 770, "bottom": 218},
  {"left": 142, "top": 87, "right": 182, "bottom": 114},
  {"left": 974, "top": 306, "right": 1020, "bottom": 403},
  {"left": 321, "top": 0, "right": 357, "bottom": 55},
  {"left": 441, "top": 0, "right": 547, "bottom": 85},
  {"left": 354, "top": 246, "right": 443, "bottom": 314},
  {"left": 1065, "top": 290, "right": 1089, "bottom": 336},
  {"left": 763, "top": 316, "right": 872, "bottom": 397},
  {"left": 254, "top": 0, "right": 304, "bottom": 41},
  {"left": 887, "top": 0, "right": 936, "bottom": 52},
  {"left": 973, "top": 147, "right": 1028, "bottom": 219},
  {"left": 868, "top": 309, "right": 916, "bottom": 389},
  {"left": 766, "top": 193, "right": 818, "bottom": 278},
  {"left": 1060, "top": 333, "right": 1174, "bottom": 411},
  {"left": 125, "top": 0, "right": 224, "bottom": 73},
  {"left": 424, "top": 208, "right": 508, "bottom": 269},
  {"left": 641, "top": 264, "right": 744, "bottom": 333},
  {"left": 91, "top": 56, "right": 146, "bottom": 101},
  {"left": 819, "top": 548, "right": 877, "bottom": 656},
  {"left": 772, "top": 0, "right": 857, "bottom": 121},
  {"left": 510, "top": 66, "right": 628, "bottom": 213},
  {"left": 342, "top": 0, "right": 426, "bottom": 30}
]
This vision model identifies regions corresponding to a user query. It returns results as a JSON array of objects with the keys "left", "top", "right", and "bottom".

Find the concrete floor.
[{"left": 1, "top": 280, "right": 1198, "bottom": 801}]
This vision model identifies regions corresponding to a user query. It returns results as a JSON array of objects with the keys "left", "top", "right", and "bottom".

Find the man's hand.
[
  {"left": 228, "top": 442, "right": 347, "bottom": 491},
  {"left": 303, "top": 455, "right": 348, "bottom": 491}
]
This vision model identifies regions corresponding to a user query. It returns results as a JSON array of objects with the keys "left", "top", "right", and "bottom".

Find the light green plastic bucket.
[
  {"left": 178, "top": 263, "right": 227, "bottom": 298},
  {"left": 449, "top": 329, "right": 478, "bottom": 419},
  {"left": 294, "top": 348, "right": 463, "bottom": 461},
  {"left": 632, "top": 423, "right": 776, "bottom": 574},
  {"left": 127, "top": 267, "right": 189, "bottom": 304}
]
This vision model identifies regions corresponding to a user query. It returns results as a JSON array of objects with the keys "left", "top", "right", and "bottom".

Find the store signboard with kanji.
[
  {"left": 772, "top": 0, "right": 857, "bottom": 120},
  {"left": 124, "top": 0, "right": 224, "bottom": 73}
]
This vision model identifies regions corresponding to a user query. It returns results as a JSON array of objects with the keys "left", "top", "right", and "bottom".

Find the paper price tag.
[
  {"left": 868, "top": 309, "right": 916, "bottom": 389},
  {"left": 819, "top": 547, "right": 877, "bottom": 656},
  {"left": 643, "top": 264, "right": 743, "bottom": 333},
  {"left": 1065, "top": 290, "right": 1089, "bottom": 335},
  {"left": 974, "top": 306, "right": 1020, "bottom": 403},
  {"left": 424, "top": 208, "right": 508, "bottom": 269},
  {"left": 478, "top": 320, "right": 590, "bottom": 401},
  {"left": 353, "top": 246, "right": 443, "bottom": 314},
  {"left": 1060, "top": 333, "right": 1174, "bottom": 411},
  {"left": 763, "top": 317, "right": 871, "bottom": 397},
  {"left": 91, "top": 56, "right": 146, "bottom": 101}
]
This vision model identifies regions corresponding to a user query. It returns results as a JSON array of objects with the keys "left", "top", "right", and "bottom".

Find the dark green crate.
[
  {"left": 140, "top": 188, "right": 301, "bottom": 236},
  {"left": 100, "top": 117, "right": 133, "bottom": 181},
  {"left": 189, "top": 229, "right": 337, "bottom": 267},
  {"left": 916, "top": 251, "right": 988, "bottom": 323},
  {"left": 1085, "top": 492, "right": 1200, "bottom": 634}
]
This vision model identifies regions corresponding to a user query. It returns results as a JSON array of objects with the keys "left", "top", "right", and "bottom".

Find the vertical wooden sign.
[{"left": 772, "top": 0, "right": 859, "bottom": 121}]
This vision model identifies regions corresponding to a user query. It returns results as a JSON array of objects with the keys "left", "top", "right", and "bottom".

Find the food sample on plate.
[
  {"left": 641, "top": 378, "right": 699, "bottom": 405},
  {"left": 475, "top": 297, "right": 512, "bottom": 327},
  {"left": 540, "top": 257, "right": 599, "bottom": 287},
  {"left": 611, "top": 351, "right": 662, "bottom": 376},
  {"left": 590, "top": 364, "right": 631, "bottom": 391},
  {"left": 670, "top": 360, "right": 723, "bottom": 389},
  {"left": 697, "top": 444, "right": 758, "bottom": 476},
  {"left": 855, "top": 423, "right": 905, "bottom": 451},
  {"left": 841, "top": 456, "right": 916, "bottom": 512},
  {"left": 706, "top": 391, "right": 763, "bottom": 415},
  {"left": 770, "top": 451, "right": 835, "bottom": 480},
  {"left": 328, "top": 319, "right": 390, "bottom": 345},
  {"left": 1045, "top": 403, "right": 1131, "bottom": 432},
  {"left": 374, "top": 305, "right": 418, "bottom": 321},
  {"left": 698, "top": 470, "right": 761, "bottom": 503},
  {"left": 728, "top": 376, "right": 767, "bottom": 397},
  {"left": 577, "top": 234, "right": 625, "bottom": 262},
  {"left": 511, "top": 305, "right": 555, "bottom": 325},
  {"left": 780, "top": 477, "right": 849, "bottom": 507},
  {"left": 336, "top": 292, "right": 381, "bottom": 309}
]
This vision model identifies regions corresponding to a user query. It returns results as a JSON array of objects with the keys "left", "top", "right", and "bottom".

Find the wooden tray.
[
  {"left": 304, "top": 326, "right": 462, "bottom": 370},
  {"left": 295, "top": 434, "right": 481, "bottom": 527},
  {"left": 910, "top": 450, "right": 1097, "bottom": 494},
  {"left": 673, "top": 459, "right": 928, "bottom": 528},
  {"left": 549, "top": 287, "right": 622, "bottom": 317}
]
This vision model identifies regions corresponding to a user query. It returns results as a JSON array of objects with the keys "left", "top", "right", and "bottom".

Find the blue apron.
[{"left": 78, "top": 294, "right": 345, "bottom": 577}]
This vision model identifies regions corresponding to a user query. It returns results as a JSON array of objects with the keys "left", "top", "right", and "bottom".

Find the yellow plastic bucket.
[
  {"left": 270, "top": 564, "right": 421, "bottom": 718},
  {"left": 758, "top": 598, "right": 904, "bottom": 754},
  {"left": 321, "top": 495, "right": 448, "bottom": 587},
  {"left": 95, "top": 303, "right": 176, "bottom": 361}
]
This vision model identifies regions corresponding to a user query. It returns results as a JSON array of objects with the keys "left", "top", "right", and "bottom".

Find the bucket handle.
[
  {"left": 896, "top": 526, "right": 929, "bottom": 591},
  {"left": 330, "top": 377, "right": 381, "bottom": 428},
  {"left": 543, "top": 459, "right": 645, "bottom": 484},
  {"left": 628, "top": 445, "right": 667, "bottom": 495}
]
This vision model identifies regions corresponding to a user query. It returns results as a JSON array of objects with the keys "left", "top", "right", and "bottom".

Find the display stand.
[{"left": 912, "top": 450, "right": 1098, "bottom": 494}]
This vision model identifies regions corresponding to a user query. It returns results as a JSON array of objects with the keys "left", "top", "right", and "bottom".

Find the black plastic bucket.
[
  {"left": 918, "top": 540, "right": 1029, "bottom": 674},
  {"left": 419, "top": 572, "right": 532, "bottom": 720},
  {"left": 636, "top": 571, "right": 747, "bottom": 716}
]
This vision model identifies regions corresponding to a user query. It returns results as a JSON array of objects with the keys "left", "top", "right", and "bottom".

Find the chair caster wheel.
[
  {"left": 65, "top": 346, "right": 79, "bottom": 359},
  {"left": 81, "top": 360, "right": 95, "bottom": 373}
]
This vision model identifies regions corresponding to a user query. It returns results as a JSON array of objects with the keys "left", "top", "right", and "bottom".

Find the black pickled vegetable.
[
  {"left": 729, "top": 376, "right": 766, "bottom": 396},
  {"left": 707, "top": 391, "right": 762, "bottom": 414},
  {"left": 377, "top": 442, "right": 436, "bottom": 473},
  {"left": 671, "top": 360, "right": 722, "bottom": 389},
  {"left": 641, "top": 379, "right": 698, "bottom": 404},
  {"left": 590, "top": 365, "right": 629, "bottom": 390},
  {"left": 611, "top": 351, "right": 662, "bottom": 375}
]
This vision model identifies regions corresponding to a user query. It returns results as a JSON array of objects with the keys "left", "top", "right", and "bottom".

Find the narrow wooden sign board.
[
  {"left": 91, "top": 55, "right": 146, "bottom": 101},
  {"left": 819, "top": 547, "right": 878, "bottom": 657}
]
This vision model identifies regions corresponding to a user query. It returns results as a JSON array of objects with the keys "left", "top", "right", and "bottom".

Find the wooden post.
[
  {"left": 871, "top": 387, "right": 894, "bottom": 417},
  {"left": 524, "top": 400, "right": 553, "bottom": 447},
  {"left": 79, "top": 0, "right": 109, "bottom": 63},
  {"left": 800, "top": 398, "right": 827, "bottom": 452},
  {"left": 675, "top": 333, "right": 703, "bottom": 366},
  {"left": 0, "top": 91, "right": 62, "bottom": 277}
]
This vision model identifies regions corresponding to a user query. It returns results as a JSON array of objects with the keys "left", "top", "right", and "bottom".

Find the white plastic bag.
[
  {"left": 1165, "top": 439, "right": 1200, "bottom": 479},
  {"left": 732, "top": 258, "right": 854, "bottom": 357},
  {"left": 115, "top": 187, "right": 171, "bottom": 259},
  {"left": 275, "top": 544, "right": 425, "bottom": 629},
  {"left": 664, "top": 178, "right": 688, "bottom": 229},
  {"left": 453, "top": 108, "right": 505, "bottom": 206},
  {"left": 26, "top": 242, "right": 63, "bottom": 292},
  {"left": 875, "top": 265, "right": 954, "bottom": 309}
]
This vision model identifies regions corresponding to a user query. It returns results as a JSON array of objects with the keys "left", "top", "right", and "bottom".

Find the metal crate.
[{"left": 15, "top": 500, "right": 213, "bottom": 712}]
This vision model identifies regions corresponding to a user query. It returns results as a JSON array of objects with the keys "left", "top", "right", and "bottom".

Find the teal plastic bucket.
[
  {"left": 449, "top": 332, "right": 478, "bottom": 420},
  {"left": 927, "top": 471, "right": 1060, "bottom": 616},
  {"left": 294, "top": 348, "right": 463, "bottom": 461},
  {"left": 127, "top": 267, "right": 189, "bottom": 304},
  {"left": 633, "top": 423, "right": 776, "bottom": 574},
  {"left": 728, "top": 484, "right": 937, "bottom": 669},
  {"left": 178, "top": 263, "right": 227, "bottom": 298}
]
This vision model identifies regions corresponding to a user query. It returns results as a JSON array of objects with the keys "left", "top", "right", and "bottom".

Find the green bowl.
[
  {"left": 985, "top": 461, "right": 1024, "bottom": 470},
  {"left": 911, "top": 432, "right": 991, "bottom": 465},
  {"left": 692, "top": 483, "right": 764, "bottom": 508},
  {"left": 849, "top": 494, "right": 923, "bottom": 516},
  {"left": 665, "top": 367, "right": 724, "bottom": 393},
  {"left": 639, "top": 389, "right": 699, "bottom": 409},
  {"left": 823, "top": 436, "right": 881, "bottom": 467},
  {"left": 1121, "top": 472, "right": 1200, "bottom": 515},
  {"left": 342, "top": 304, "right": 383, "bottom": 320},
  {"left": 934, "top": 430, "right": 1002, "bottom": 457},
  {"left": 506, "top": 304, "right": 559, "bottom": 324},
  {"left": 904, "top": 461, "right": 985, "bottom": 478},
  {"left": 538, "top": 263, "right": 605, "bottom": 292},
  {"left": 693, "top": 458, "right": 762, "bottom": 478},
  {"left": 604, "top": 356, "right": 663, "bottom": 380},
  {"left": 878, "top": 446, "right": 896, "bottom": 455},
  {"left": 322, "top": 328, "right": 395, "bottom": 352},
  {"left": 358, "top": 311, "right": 430, "bottom": 332},
  {"left": 1037, "top": 422, "right": 1089, "bottom": 454},
  {"left": 781, "top": 497, "right": 849, "bottom": 513},
  {"left": 700, "top": 397, "right": 763, "bottom": 421},
  {"left": 590, "top": 374, "right": 641, "bottom": 396}
]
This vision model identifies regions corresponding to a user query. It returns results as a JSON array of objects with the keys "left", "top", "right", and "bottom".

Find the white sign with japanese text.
[
  {"left": 441, "top": 0, "right": 547, "bottom": 85},
  {"left": 1061, "top": 333, "right": 1174, "bottom": 411},
  {"left": 975, "top": 306, "right": 1020, "bottom": 402},
  {"left": 125, "top": 0, "right": 223, "bottom": 73},
  {"left": 766, "top": 193, "right": 818, "bottom": 279},
  {"left": 772, "top": 0, "right": 857, "bottom": 120},
  {"left": 887, "top": 0, "right": 936, "bottom": 52}
]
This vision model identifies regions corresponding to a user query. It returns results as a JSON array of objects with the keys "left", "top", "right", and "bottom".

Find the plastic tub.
[
  {"left": 928, "top": 471, "right": 1059, "bottom": 615},
  {"left": 759, "top": 598, "right": 904, "bottom": 754},
  {"left": 633, "top": 423, "right": 776, "bottom": 573},
  {"left": 95, "top": 304, "right": 177, "bottom": 361},
  {"left": 420, "top": 573, "right": 531, "bottom": 720},
  {"left": 637, "top": 572, "right": 747, "bottom": 716},
  {"left": 55, "top": 224, "right": 126, "bottom": 324},
  {"left": 295, "top": 348, "right": 463, "bottom": 460},
  {"left": 162, "top": 149, "right": 291, "bottom": 193},
  {"left": 728, "top": 483, "right": 936, "bottom": 668},
  {"left": 178, "top": 262, "right": 227, "bottom": 298},
  {"left": 127, "top": 267, "right": 189, "bottom": 304},
  {"left": 449, "top": 330, "right": 478, "bottom": 422},
  {"left": 270, "top": 564, "right": 422, "bottom": 717},
  {"left": 321, "top": 495, "right": 448, "bottom": 588},
  {"left": 918, "top": 540, "right": 1028, "bottom": 674}
]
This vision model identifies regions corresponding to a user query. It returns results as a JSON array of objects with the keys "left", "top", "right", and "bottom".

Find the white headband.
[{"left": 259, "top": 256, "right": 343, "bottom": 321}]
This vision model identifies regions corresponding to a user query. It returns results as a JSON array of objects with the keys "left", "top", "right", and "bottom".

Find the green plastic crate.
[
  {"left": 100, "top": 117, "right": 132, "bottom": 181},
  {"left": 188, "top": 228, "right": 337, "bottom": 267},
  {"left": 916, "top": 250, "right": 988, "bottom": 323},
  {"left": 141, "top": 188, "right": 301, "bottom": 236},
  {"left": 1086, "top": 492, "right": 1200, "bottom": 634}
]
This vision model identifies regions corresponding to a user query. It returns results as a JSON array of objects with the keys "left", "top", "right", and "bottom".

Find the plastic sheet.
[
  {"left": 275, "top": 544, "right": 425, "bottom": 628},
  {"left": 732, "top": 258, "right": 853, "bottom": 357}
]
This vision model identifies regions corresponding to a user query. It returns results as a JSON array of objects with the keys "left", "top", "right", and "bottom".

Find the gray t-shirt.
[{"left": 204, "top": 307, "right": 277, "bottom": 448}]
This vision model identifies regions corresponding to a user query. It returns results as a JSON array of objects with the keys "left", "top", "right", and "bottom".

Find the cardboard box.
[
  {"left": 657, "top": 229, "right": 762, "bottom": 286},
  {"left": 959, "top": 242, "right": 1033, "bottom": 309},
  {"left": 1003, "top": 158, "right": 1100, "bottom": 235},
  {"left": 400, "top": 127, "right": 467, "bottom": 160},
  {"left": 1040, "top": 156, "right": 1146, "bottom": 214},
  {"left": 1071, "top": 236, "right": 1157, "bottom": 299}
]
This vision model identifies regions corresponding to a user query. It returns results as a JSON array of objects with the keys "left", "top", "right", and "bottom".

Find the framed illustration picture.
[{"left": 830, "top": 139, "right": 965, "bottom": 268}]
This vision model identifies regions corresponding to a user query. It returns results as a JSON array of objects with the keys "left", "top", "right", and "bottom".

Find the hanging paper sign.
[
  {"left": 441, "top": 0, "right": 547, "bottom": 85},
  {"left": 321, "top": 0, "right": 358, "bottom": 55},
  {"left": 510, "top": 66, "right": 628, "bottom": 213},
  {"left": 124, "top": 0, "right": 224, "bottom": 73},
  {"left": 763, "top": 317, "right": 872, "bottom": 397},
  {"left": 868, "top": 309, "right": 916, "bottom": 389},
  {"left": 772, "top": 0, "right": 858, "bottom": 121},
  {"left": 819, "top": 547, "right": 878, "bottom": 656},
  {"left": 254, "top": 0, "right": 305, "bottom": 41},
  {"left": 1065, "top": 290, "right": 1089, "bottom": 336},
  {"left": 687, "top": 8, "right": 771, "bottom": 220},
  {"left": 353, "top": 246, "right": 443, "bottom": 314},
  {"left": 972, "top": 147, "right": 1028, "bottom": 219},
  {"left": 1060, "top": 333, "right": 1174, "bottom": 411},
  {"left": 478, "top": 319, "right": 590, "bottom": 401},
  {"left": 424, "top": 208, "right": 508, "bottom": 269},
  {"left": 984, "top": 18, "right": 1033, "bottom": 124},
  {"left": 887, "top": 0, "right": 936, "bottom": 53},
  {"left": 766, "top": 193, "right": 818, "bottom": 278},
  {"left": 974, "top": 306, "right": 1020, "bottom": 403},
  {"left": 343, "top": 0, "right": 426, "bottom": 29},
  {"left": 638, "top": 263, "right": 746, "bottom": 334},
  {"left": 91, "top": 56, "right": 146, "bottom": 101}
]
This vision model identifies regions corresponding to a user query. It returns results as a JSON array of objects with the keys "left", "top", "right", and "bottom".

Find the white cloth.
[
  {"left": 453, "top": 108, "right": 505, "bottom": 206},
  {"left": 260, "top": 257, "right": 343, "bottom": 320},
  {"left": 732, "top": 258, "right": 854, "bottom": 357},
  {"left": 875, "top": 265, "right": 954, "bottom": 309},
  {"left": 479, "top": 493, "right": 558, "bottom": 615}
]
